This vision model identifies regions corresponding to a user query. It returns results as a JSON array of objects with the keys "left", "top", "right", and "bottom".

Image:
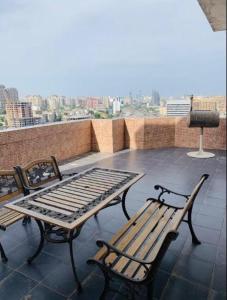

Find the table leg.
[
  {"left": 68, "top": 230, "right": 82, "bottom": 293},
  {"left": 27, "top": 219, "right": 44, "bottom": 264}
]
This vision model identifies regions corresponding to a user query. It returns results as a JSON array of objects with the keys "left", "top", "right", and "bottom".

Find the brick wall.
[
  {"left": 0, "top": 117, "right": 225, "bottom": 170},
  {"left": 144, "top": 118, "right": 175, "bottom": 149},
  {"left": 91, "top": 119, "right": 125, "bottom": 152},
  {"left": 175, "top": 117, "right": 226, "bottom": 150},
  {"left": 0, "top": 120, "right": 91, "bottom": 170},
  {"left": 124, "top": 118, "right": 175, "bottom": 149}
]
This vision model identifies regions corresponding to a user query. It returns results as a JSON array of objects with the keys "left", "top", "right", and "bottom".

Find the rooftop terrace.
[{"left": 0, "top": 145, "right": 226, "bottom": 300}]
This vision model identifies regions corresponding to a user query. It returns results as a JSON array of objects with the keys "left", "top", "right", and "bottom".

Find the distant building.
[
  {"left": 0, "top": 85, "right": 8, "bottom": 110},
  {"left": 152, "top": 90, "right": 160, "bottom": 106},
  {"left": 0, "top": 85, "right": 18, "bottom": 110},
  {"left": 85, "top": 97, "right": 99, "bottom": 109},
  {"left": 193, "top": 96, "right": 226, "bottom": 117},
  {"left": 47, "top": 95, "right": 62, "bottom": 111},
  {"left": 167, "top": 99, "right": 191, "bottom": 116},
  {"left": 6, "top": 102, "right": 41, "bottom": 128},
  {"left": 6, "top": 88, "right": 19, "bottom": 102},
  {"left": 112, "top": 97, "right": 121, "bottom": 115},
  {"left": 25, "top": 95, "right": 43, "bottom": 107}
]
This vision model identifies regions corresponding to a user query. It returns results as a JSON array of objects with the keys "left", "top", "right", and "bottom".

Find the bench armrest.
[
  {"left": 154, "top": 184, "right": 190, "bottom": 201},
  {"left": 96, "top": 240, "right": 154, "bottom": 265},
  {"left": 88, "top": 231, "right": 178, "bottom": 283},
  {"left": 95, "top": 231, "right": 178, "bottom": 265}
]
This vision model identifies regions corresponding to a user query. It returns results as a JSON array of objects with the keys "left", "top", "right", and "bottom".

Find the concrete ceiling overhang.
[{"left": 198, "top": 0, "right": 226, "bottom": 31}]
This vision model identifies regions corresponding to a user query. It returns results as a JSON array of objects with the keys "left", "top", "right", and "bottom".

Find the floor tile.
[
  {"left": 0, "top": 271, "right": 37, "bottom": 300},
  {"left": 173, "top": 255, "right": 214, "bottom": 286},
  {"left": 161, "top": 275, "right": 209, "bottom": 300},
  {"left": 30, "top": 284, "right": 66, "bottom": 300}
]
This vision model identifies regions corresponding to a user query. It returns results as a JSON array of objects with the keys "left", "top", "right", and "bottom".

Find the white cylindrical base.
[{"left": 187, "top": 151, "right": 215, "bottom": 158}]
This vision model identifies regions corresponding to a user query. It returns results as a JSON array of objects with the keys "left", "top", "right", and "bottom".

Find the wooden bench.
[
  {"left": 88, "top": 174, "right": 209, "bottom": 299},
  {"left": 0, "top": 170, "right": 26, "bottom": 262}
]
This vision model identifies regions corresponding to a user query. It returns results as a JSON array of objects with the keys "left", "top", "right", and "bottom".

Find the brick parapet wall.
[
  {"left": 175, "top": 117, "right": 226, "bottom": 150},
  {"left": 91, "top": 119, "right": 125, "bottom": 152},
  {"left": 124, "top": 118, "right": 175, "bottom": 149},
  {"left": 0, "top": 120, "right": 91, "bottom": 170},
  {"left": 0, "top": 117, "right": 226, "bottom": 170}
]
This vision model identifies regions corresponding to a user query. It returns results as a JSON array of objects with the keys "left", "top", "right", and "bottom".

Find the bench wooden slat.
[
  {"left": 123, "top": 208, "right": 176, "bottom": 279},
  {"left": 0, "top": 211, "right": 23, "bottom": 224},
  {"left": 133, "top": 208, "right": 183, "bottom": 280},
  {"left": 103, "top": 203, "right": 163, "bottom": 265},
  {"left": 0, "top": 208, "right": 17, "bottom": 219},
  {"left": 2, "top": 214, "right": 24, "bottom": 227},
  {"left": 94, "top": 201, "right": 154, "bottom": 261},
  {"left": 112, "top": 206, "right": 171, "bottom": 273}
]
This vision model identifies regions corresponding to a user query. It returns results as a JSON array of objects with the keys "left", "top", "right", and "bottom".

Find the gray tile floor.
[{"left": 0, "top": 148, "right": 226, "bottom": 300}]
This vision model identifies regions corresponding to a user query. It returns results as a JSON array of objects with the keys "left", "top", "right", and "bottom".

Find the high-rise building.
[
  {"left": 47, "top": 95, "right": 62, "bottom": 111},
  {"left": 112, "top": 97, "right": 121, "bottom": 115},
  {"left": 167, "top": 99, "right": 191, "bottom": 116},
  {"left": 0, "top": 85, "right": 8, "bottom": 110},
  {"left": 152, "top": 90, "right": 160, "bottom": 106},
  {"left": 6, "top": 102, "right": 41, "bottom": 128},
  {"left": 0, "top": 85, "right": 19, "bottom": 110},
  {"left": 6, "top": 88, "right": 19, "bottom": 102}
]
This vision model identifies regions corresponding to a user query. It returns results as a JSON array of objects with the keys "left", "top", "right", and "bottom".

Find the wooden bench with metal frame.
[
  {"left": 0, "top": 170, "right": 27, "bottom": 262},
  {"left": 0, "top": 156, "right": 76, "bottom": 262},
  {"left": 88, "top": 174, "right": 209, "bottom": 300}
]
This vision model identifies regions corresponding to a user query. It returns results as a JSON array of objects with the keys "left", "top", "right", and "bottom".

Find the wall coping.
[{"left": 0, "top": 119, "right": 91, "bottom": 133}]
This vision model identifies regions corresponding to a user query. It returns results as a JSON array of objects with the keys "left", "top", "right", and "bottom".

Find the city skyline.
[{"left": 0, "top": 0, "right": 226, "bottom": 97}]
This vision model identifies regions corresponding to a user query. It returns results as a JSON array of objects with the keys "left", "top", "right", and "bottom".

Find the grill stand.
[{"left": 187, "top": 127, "right": 215, "bottom": 158}]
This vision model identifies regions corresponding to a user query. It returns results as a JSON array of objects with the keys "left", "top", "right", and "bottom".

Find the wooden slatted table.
[{"left": 5, "top": 167, "right": 144, "bottom": 292}]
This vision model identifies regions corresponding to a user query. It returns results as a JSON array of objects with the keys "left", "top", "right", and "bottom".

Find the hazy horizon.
[{"left": 0, "top": 0, "right": 226, "bottom": 97}]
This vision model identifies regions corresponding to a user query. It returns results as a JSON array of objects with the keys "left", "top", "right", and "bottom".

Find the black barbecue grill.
[{"left": 187, "top": 95, "right": 220, "bottom": 158}]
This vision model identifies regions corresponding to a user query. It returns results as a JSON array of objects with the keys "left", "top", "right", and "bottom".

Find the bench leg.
[
  {"left": 0, "top": 241, "right": 8, "bottom": 263},
  {"left": 187, "top": 205, "right": 201, "bottom": 245},
  {"left": 146, "top": 282, "right": 154, "bottom": 299},
  {"left": 100, "top": 273, "right": 110, "bottom": 300}
]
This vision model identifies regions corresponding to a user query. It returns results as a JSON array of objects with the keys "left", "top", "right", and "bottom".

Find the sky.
[{"left": 0, "top": 0, "right": 226, "bottom": 97}]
